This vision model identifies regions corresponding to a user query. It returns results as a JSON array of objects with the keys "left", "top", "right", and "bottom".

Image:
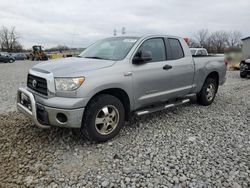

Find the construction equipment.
[
  {"left": 47, "top": 52, "right": 65, "bottom": 59},
  {"left": 30, "top": 45, "right": 48, "bottom": 61}
]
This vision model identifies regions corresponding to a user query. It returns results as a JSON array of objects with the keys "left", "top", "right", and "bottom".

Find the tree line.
[
  {"left": 0, "top": 26, "right": 244, "bottom": 54},
  {"left": 0, "top": 26, "right": 80, "bottom": 53},
  {"left": 189, "top": 29, "right": 242, "bottom": 53}
]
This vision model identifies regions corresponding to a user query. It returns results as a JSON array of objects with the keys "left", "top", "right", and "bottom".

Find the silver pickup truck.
[{"left": 17, "top": 35, "right": 227, "bottom": 141}]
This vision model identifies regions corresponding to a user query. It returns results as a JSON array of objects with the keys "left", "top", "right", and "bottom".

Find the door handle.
[{"left": 163, "top": 64, "right": 172, "bottom": 70}]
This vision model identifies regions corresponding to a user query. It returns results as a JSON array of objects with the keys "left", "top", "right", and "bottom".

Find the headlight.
[{"left": 55, "top": 77, "right": 85, "bottom": 91}]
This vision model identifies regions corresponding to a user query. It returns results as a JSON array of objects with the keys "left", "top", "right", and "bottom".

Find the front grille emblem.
[{"left": 32, "top": 79, "right": 37, "bottom": 88}]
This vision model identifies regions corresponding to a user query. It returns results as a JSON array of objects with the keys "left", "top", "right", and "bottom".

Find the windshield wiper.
[{"left": 84, "top": 56, "right": 105, "bottom": 59}]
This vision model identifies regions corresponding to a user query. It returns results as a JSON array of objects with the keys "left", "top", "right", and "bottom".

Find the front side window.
[
  {"left": 79, "top": 37, "right": 139, "bottom": 61},
  {"left": 168, "top": 38, "right": 184, "bottom": 60},
  {"left": 136, "top": 38, "right": 166, "bottom": 62}
]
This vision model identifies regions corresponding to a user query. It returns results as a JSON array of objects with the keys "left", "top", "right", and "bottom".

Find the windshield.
[
  {"left": 190, "top": 49, "right": 196, "bottom": 55},
  {"left": 79, "top": 37, "right": 139, "bottom": 61}
]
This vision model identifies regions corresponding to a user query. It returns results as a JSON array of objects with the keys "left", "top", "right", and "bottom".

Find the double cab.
[{"left": 17, "top": 35, "right": 227, "bottom": 141}]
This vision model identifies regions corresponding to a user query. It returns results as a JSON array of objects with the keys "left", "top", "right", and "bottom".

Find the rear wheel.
[
  {"left": 197, "top": 77, "right": 218, "bottom": 106},
  {"left": 81, "top": 94, "right": 125, "bottom": 142},
  {"left": 9, "top": 59, "right": 14, "bottom": 63},
  {"left": 240, "top": 72, "right": 247, "bottom": 78}
]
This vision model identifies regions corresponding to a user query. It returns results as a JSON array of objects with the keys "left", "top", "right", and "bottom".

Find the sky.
[{"left": 0, "top": 0, "right": 249, "bottom": 49}]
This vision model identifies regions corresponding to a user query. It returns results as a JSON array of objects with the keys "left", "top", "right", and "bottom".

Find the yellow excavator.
[{"left": 30, "top": 45, "right": 48, "bottom": 61}]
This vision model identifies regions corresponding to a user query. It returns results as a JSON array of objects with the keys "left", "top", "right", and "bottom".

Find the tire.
[
  {"left": 240, "top": 72, "right": 247, "bottom": 78},
  {"left": 9, "top": 59, "right": 14, "bottom": 63},
  {"left": 197, "top": 77, "right": 218, "bottom": 106},
  {"left": 81, "top": 94, "right": 125, "bottom": 142}
]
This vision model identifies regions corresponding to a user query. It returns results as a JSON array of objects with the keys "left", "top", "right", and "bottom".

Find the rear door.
[{"left": 163, "top": 38, "right": 194, "bottom": 97}]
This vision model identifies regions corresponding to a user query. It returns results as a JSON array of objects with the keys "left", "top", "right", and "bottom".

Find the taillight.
[
  {"left": 183, "top": 38, "right": 189, "bottom": 43},
  {"left": 224, "top": 59, "right": 228, "bottom": 66}
]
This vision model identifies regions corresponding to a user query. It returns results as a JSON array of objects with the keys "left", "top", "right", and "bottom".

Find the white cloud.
[{"left": 0, "top": 0, "right": 249, "bottom": 48}]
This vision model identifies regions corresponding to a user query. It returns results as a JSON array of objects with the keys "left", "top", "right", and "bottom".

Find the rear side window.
[{"left": 168, "top": 38, "right": 184, "bottom": 60}]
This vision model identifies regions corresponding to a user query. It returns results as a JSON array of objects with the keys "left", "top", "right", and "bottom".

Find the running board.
[{"left": 135, "top": 99, "right": 190, "bottom": 116}]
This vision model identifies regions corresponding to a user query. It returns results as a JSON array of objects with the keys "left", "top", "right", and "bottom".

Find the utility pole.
[
  {"left": 122, "top": 27, "right": 126, "bottom": 35},
  {"left": 113, "top": 29, "right": 117, "bottom": 36}
]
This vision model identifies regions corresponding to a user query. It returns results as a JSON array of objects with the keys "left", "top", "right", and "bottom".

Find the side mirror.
[{"left": 133, "top": 51, "right": 152, "bottom": 64}]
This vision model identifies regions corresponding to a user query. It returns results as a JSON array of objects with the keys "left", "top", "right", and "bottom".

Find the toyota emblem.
[{"left": 32, "top": 79, "right": 37, "bottom": 88}]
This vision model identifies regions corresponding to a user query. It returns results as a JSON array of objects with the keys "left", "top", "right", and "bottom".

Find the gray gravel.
[
  {"left": 0, "top": 61, "right": 35, "bottom": 113},
  {"left": 0, "top": 66, "right": 249, "bottom": 187}
]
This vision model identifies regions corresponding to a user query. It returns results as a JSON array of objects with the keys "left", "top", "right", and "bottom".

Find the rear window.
[
  {"left": 168, "top": 38, "right": 184, "bottom": 60},
  {"left": 197, "top": 50, "right": 207, "bottom": 56},
  {"left": 190, "top": 49, "right": 196, "bottom": 55}
]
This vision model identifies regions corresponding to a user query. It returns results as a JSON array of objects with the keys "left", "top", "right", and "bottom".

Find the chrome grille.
[{"left": 27, "top": 74, "right": 48, "bottom": 96}]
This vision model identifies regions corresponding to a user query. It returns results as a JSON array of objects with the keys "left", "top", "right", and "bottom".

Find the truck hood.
[{"left": 32, "top": 57, "right": 116, "bottom": 77}]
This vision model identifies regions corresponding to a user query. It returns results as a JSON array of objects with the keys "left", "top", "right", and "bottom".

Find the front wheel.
[
  {"left": 81, "top": 94, "right": 125, "bottom": 142},
  {"left": 197, "top": 77, "right": 218, "bottom": 106},
  {"left": 9, "top": 59, "right": 14, "bottom": 63}
]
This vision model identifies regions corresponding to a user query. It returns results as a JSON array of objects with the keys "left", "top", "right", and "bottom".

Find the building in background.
[{"left": 242, "top": 37, "right": 250, "bottom": 60}]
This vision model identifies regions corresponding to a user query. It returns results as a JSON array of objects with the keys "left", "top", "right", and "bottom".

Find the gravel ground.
[
  {"left": 0, "top": 68, "right": 249, "bottom": 187},
  {"left": 0, "top": 61, "right": 35, "bottom": 113}
]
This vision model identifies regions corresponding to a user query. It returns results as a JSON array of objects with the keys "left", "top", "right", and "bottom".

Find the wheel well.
[
  {"left": 88, "top": 88, "right": 131, "bottom": 120},
  {"left": 206, "top": 71, "right": 219, "bottom": 89}
]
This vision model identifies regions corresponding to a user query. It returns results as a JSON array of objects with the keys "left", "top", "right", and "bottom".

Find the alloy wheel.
[{"left": 95, "top": 105, "right": 119, "bottom": 135}]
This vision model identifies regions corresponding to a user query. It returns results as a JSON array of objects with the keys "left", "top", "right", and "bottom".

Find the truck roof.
[
  {"left": 190, "top": 48, "right": 207, "bottom": 50},
  {"left": 107, "top": 35, "right": 183, "bottom": 40}
]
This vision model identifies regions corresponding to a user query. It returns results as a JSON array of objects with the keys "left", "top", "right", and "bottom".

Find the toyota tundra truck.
[{"left": 17, "top": 35, "right": 227, "bottom": 142}]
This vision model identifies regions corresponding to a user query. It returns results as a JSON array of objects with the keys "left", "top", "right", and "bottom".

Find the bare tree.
[
  {"left": 209, "top": 31, "right": 229, "bottom": 53},
  {"left": 47, "top": 45, "right": 70, "bottom": 52},
  {"left": 188, "top": 38, "right": 199, "bottom": 48},
  {"left": 193, "top": 29, "right": 242, "bottom": 53},
  {"left": 12, "top": 41, "right": 23, "bottom": 52},
  {"left": 0, "top": 26, "right": 22, "bottom": 52},
  {"left": 194, "top": 29, "right": 209, "bottom": 48},
  {"left": 228, "top": 31, "right": 242, "bottom": 47}
]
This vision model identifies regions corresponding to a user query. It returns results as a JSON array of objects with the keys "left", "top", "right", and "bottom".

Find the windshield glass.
[
  {"left": 79, "top": 37, "right": 139, "bottom": 61},
  {"left": 190, "top": 49, "right": 196, "bottom": 55}
]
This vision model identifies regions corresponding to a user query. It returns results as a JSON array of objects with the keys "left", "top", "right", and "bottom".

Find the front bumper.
[
  {"left": 240, "top": 69, "right": 250, "bottom": 74},
  {"left": 17, "top": 88, "right": 84, "bottom": 128}
]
